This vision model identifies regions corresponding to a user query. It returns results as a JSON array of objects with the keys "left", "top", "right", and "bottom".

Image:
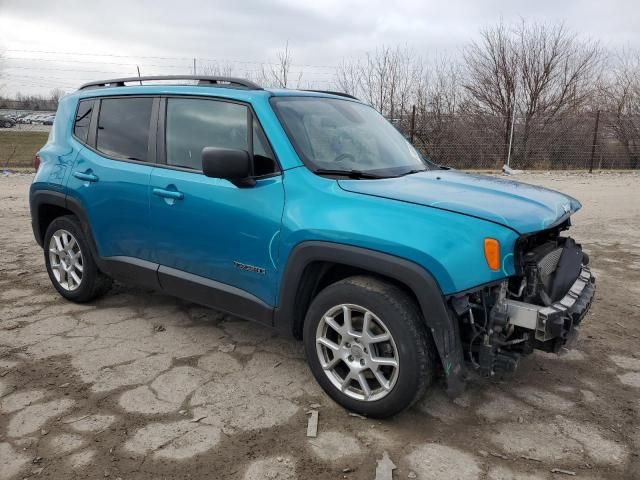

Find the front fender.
[
  {"left": 274, "top": 241, "right": 466, "bottom": 395},
  {"left": 278, "top": 168, "right": 520, "bottom": 296}
]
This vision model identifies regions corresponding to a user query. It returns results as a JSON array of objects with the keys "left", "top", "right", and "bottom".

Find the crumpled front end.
[{"left": 450, "top": 220, "right": 596, "bottom": 377}]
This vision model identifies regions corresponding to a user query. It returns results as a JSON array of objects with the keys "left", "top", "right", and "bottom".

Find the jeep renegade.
[{"left": 30, "top": 76, "right": 595, "bottom": 417}]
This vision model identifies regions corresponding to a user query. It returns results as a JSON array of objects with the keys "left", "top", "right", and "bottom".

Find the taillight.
[{"left": 34, "top": 154, "right": 41, "bottom": 172}]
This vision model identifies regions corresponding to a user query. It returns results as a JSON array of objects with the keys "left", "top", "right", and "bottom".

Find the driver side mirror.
[{"left": 201, "top": 147, "right": 255, "bottom": 187}]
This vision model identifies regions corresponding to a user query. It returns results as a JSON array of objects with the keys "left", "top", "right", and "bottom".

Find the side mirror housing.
[{"left": 202, "top": 147, "right": 255, "bottom": 186}]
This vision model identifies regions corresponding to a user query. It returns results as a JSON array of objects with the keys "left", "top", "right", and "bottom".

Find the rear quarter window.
[{"left": 73, "top": 99, "right": 94, "bottom": 144}]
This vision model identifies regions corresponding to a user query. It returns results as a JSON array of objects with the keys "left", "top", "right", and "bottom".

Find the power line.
[
  {"left": 4, "top": 49, "right": 339, "bottom": 70},
  {"left": 4, "top": 56, "right": 195, "bottom": 69},
  {"left": 5, "top": 63, "right": 334, "bottom": 78},
  {"left": 4, "top": 65, "right": 133, "bottom": 75},
  {"left": 3, "top": 62, "right": 337, "bottom": 78}
]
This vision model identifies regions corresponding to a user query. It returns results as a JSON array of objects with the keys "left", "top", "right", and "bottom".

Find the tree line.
[
  {"left": 265, "top": 20, "right": 638, "bottom": 169},
  {"left": 0, "top": 89, "right": 65, "bottom": 111},
  {"left": 331, "top": 21, "right": 639, "bottom": 169},
  {"left": 1, "top": 20, "right": 638, "bottom": 168}
]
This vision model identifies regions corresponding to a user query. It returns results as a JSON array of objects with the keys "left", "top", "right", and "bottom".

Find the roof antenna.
[{"left": 136, "top": 66, "right": 142, "bottom": 85}]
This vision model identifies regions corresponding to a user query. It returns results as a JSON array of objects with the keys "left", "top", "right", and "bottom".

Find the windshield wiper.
[
  {"left": 313, "top": 168, "right": 389, "bottom": 179},
  {"left": 397, "top": 168, "right": 428, "bottom": 177}
]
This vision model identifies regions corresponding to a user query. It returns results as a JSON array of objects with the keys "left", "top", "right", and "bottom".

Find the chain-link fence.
[
  {"left": 2, "top": 107, "right": 640, "bottom": 171},
  {"left": 395, "top": 109, "right": 640, "bottom": 170}
]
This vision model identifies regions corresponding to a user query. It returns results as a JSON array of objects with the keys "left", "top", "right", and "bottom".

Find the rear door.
[
  {"left": 149, "top": 96, "right": 284, "bottom": 308},
  {"left": 67, "top": 96, "right": 158, "bottom": 265}
]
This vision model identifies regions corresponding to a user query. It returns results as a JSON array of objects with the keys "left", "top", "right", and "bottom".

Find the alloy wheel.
[
  {"left": 49, "top": 229, "right": 84, "bottom": 291},
  {"left": 315, "top": 304, "right": 399, "bottom": 402}
]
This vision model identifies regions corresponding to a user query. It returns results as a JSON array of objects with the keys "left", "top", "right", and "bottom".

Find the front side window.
[
  {"left": 166, "top": 98, "right": 247, "bottom": 170},
  {"left": 165, "top": 98, "right": 278, "bottom": 174},
  {"left": 96, "top": 97, "right": 153, "bottom": 161},
  {"left": 73, "top": 99, "right": 93, "bottom": 144},
  {"left": 271, "top": 97, "right": 429, "bottom": 177}
]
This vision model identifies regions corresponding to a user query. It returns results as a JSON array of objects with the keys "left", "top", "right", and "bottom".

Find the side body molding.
[{"left": 274, "top": 241, "right": 466, "bottom": 395}]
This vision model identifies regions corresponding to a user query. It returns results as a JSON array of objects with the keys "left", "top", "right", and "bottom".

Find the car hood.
[{"left": 338, "top": 170, "right": 581, "bottom": 234}]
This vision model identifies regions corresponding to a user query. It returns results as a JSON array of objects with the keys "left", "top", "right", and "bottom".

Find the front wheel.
[{"left": 303, "top": 276, "right": 435, "bottom": 418}]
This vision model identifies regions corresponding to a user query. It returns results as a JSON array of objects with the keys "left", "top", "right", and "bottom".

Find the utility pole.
[
  {"left": 588, "top": 109, "right": 601, "bottom": 174},
  {"left": 193, "top": 58, "right": 197, "bottom": 76}
]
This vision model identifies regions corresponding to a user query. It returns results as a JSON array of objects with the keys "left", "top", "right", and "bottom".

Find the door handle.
[
  {"left": 73, "top": 171, "right": 99, "bottom": 182},
  {"left": 153, "top": 188, "right": 184, "bottom": 200}
]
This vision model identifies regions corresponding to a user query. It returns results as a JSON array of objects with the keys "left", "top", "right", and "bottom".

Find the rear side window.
[
  {"left": 96, "top": 97, "right": 153, "bottom": 161},
  {"left": 73, "top": 99, "right": 93, "bottom": 144}
]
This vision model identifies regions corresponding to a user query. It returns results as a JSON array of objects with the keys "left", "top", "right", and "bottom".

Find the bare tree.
[
  {"left": 260, "top": 41, "right": 300, "bottom": 88},
  {"left": 462, "top": 20, "right": 603, "bottom": 166},
  {"left": 200, "top": 62, "right": 236, "bottom": 78},
  {"left": 600, "top": 48, "right": 640, "bottom": 168},
  {"left": 462, "top": 21, "right": 520, "bottom": 160},
  {"left": 413, "top": 58, "right": 461, "bottom": 153},
  {"left": 336, "top": 46, "right": 419, "bottom": 119},
  {"left": 335, "top": 57, "right": 363, "bottom": 97},
  {"left": 49, "top": 88, "right": 65, "bottom": 108},
  {"left": 516, "top": 21, "right": 603, "bottom": 165}
]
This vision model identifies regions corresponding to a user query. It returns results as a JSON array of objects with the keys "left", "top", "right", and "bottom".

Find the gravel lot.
[{"left": 0, "top": 172, "right": 639, "bottom": 479}]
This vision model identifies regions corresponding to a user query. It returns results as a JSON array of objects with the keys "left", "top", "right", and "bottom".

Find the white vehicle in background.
[{"left": 12, "top": 112, "right": 56, "bottom": 125}]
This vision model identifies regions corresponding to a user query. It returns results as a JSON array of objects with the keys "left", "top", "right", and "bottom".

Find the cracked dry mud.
[{"left": 0, "top": 172, "right": 639, "bottom": 479}]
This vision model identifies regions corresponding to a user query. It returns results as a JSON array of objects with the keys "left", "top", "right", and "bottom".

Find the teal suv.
[{"left": 30, "top": 76, "right": 595, "bottom": 417}]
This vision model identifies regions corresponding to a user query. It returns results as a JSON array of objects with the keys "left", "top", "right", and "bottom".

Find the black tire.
[
  {"left": 43, "top": 215, "right": 112, "bottom": 302},
  {"left": 303, "top": 275, "right": 435, "bottom": 418},
  {"left": 2, "top": 121, "right": 11, "bottom": 128}
]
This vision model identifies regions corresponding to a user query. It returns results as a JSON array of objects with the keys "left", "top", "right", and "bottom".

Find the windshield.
[{"left": 271, "top": 96, "right": 430, "bottom": 177}]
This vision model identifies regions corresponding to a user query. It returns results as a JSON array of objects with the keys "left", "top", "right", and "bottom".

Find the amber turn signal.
[{"left": 484, "top": 238, "right": 500, "bottom": 271}]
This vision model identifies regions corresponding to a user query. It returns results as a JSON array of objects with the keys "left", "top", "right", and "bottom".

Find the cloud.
[{"left": 0, "top": 0, "right": 638, "bottom": 96}]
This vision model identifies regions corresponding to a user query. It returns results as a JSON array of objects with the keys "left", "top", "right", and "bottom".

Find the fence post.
[
  {"left": 506, "top": 108, "right": 517, "bottom": 168},
  {"left": 588, "top": 109, "right": 600, "bottom": 173},
  {"left": 409, "top": 105, "right": 416, "bottom": 144}
]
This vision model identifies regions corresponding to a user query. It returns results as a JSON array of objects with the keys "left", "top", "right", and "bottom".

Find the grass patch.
[{"left": 0, "top": 131, "right": 49, "bottom": 168}]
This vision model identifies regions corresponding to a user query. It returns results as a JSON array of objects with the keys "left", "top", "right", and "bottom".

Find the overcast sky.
[{"left": 0, "top": 0, "right": 638, "bottom": 97}]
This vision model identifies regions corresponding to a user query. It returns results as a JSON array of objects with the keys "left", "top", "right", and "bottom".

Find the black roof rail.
[
  {"left": 303, "top": 90, "right": 359, "bottom": 100},
  {"left": 78, "top": 75, "right": 262, "bottom": 91}
]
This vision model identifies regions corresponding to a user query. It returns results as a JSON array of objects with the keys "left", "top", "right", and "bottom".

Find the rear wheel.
[
  {"left": 303, "top": 276, "right": 435, "bottom": 418},
  {"left": 44, "top": 215, "right": 112, "bottom": 302}
]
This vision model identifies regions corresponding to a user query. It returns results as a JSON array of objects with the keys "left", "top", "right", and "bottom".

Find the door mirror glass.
[{"left": 202, "top": 147, "right": 254, "bottom": 186}]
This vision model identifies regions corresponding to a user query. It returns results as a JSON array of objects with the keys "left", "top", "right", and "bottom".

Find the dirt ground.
[{"left": 0, "top": 171, "right": 639, "bottom": 480}]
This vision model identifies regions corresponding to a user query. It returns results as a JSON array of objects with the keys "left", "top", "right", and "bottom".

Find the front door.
[{"left": 149, "top": 97, "right": 284, "bottom": 308}]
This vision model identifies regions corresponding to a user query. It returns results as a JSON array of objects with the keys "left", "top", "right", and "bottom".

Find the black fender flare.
[
  {"left": 30, "top": 190, "right": 66, "bottom": 247},
  {"left": 273, "top": 241, "right": 466, "bottom": 395},
  {"left": 31, "top": 190, "right": 100, "bottom": 266}
]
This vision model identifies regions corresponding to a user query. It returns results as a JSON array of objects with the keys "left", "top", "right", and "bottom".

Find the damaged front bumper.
[{"left": 503, "top": 265, "right": 595, "bottom": 352}]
